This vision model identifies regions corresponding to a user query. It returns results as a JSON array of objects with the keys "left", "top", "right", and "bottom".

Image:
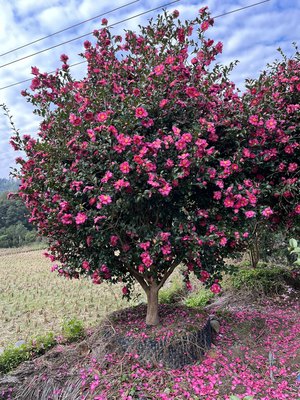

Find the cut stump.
[{"left": 102, "top": 304, "right": 213, "bottom": 369}]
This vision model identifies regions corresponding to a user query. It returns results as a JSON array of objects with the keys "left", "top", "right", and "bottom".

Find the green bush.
[
  {"left": 31, "top": 332, "right": 56, "bottom": 355},
  {"left": 229, "top": 266, "right": 296, "bottom": 294},
  {"left": 0, "top": 321, "right": 85, "bottom": 374},
  {"left": 62, "top": 318, "right": 85, "bottom": 342},
  {"left": 185, "top": 288, "right": 214, "bottom": 308},
  {"left": 0, "top": 344, "right": 30, "bottom": 374},
  {"left": 159, "top": 278, "right": 184, "bottom": 304}
]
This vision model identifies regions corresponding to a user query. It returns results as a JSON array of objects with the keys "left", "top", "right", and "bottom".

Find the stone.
[
  {"left": 14, "top": 340, "right": 26, "bottom": 348},
  {"left": 210, "top": 319, "right": 220, "bottom": 334}
]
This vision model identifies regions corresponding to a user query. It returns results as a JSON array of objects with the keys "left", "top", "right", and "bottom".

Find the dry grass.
[{"left": 0, "top": 246, "right": 142, "bottom": 348}]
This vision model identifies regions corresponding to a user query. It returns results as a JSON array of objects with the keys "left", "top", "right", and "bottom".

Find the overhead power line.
[
  {"left": 0, "top": 0, "right": 179, "bottom": 70},
  {"left": 0, "top": 0, "right": 270, "bottom": 92},
  {"left": 213, "top": 0, "right": 270, "bottom": 19},
  {"left": 0, "top": 0, "right": 140, "bottom": 58}
]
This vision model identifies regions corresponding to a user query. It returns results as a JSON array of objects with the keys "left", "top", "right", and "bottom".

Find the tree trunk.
[
  {"left": 146, "top": 282, "right": 159, "bottom": 326},
  {"left": 249, "top": 232, "right": 260, "bottom": 268}
]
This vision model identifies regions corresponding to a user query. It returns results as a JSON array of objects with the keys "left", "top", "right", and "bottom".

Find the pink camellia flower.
[
  {"left": 101, "top": 18, "right": 108, "bottom": 25},
  {"left": 245, "top": 210, "right": 256, "bottom": 218},
  {"left": 75, "top": 212, "right": 87, "bottom": 225},
  {"left": 92, "top": 271, "right": 101, "bottom": 285},
  {"left": 110, "top": 235, "right": 118, "bottom": 246},
  {"left": 60, "top": 201, "right": 69, "bottom": 211},
  {"left": 141, "top": 251, "right": 153, "bottom": 267},
  {"left": 213, "top": 191, "right": 222, "bottom": 200},
  {"left": 159, "top": 183, "right": 172, "bottom": 197},
  {"left": 172, "top": 125, "right": 181, "bottom": 136},
  {"left": 101, "top": 170, "right": 113, "bottom": 183},
  {"left": 122, "top": 286, "right": 129, "bottom": 295},
  {"left": 140, "top": 241, "right": 150, "bottom": 250},
  {"left": 153, "top": 64, "right": 165, "bottom": 76},
  {"left": 50, "top": 264, "right": 58, "bottom": 272},
  {"left": 249, "top": 115, "right": 259, "bottom": 125},
  {"left": 114, "top": 179, "right": 130, "bottom": 190},
  {"left": 61, "top": 213, "right": 73, "bottom": 225},
  {"left": 69, "top": 113, "right": 82, "bottom": 126},
  {"left": 120, "top": 161, "right": 130, "bottom": 174},
  {"left": 294, "top": 204, "right": 300, "bottom": 214},
  {"left": 219, "top": 237, "right": 227, "bottom": 246},
  {"left": 200, "top": 270, "right": 210, "bottom": 282},
  {"left": 265, "top": 118, "right": 277, "bottom": 130},
  {"left": 288, "top": 162, "right": 298, "bottom": 172},
  {"left": 165, "top": 159, "right": 174, "bottom": 168},
  {"left": 159, "top": 99, "right": 168, "bottom": 108},
  {"left": 132, "top": 88, "right": 140, "bottom": 96},
  {"left": 161, "top": 244, "right": 171, "bottom": 255},
  {"left": 96, "top": 112, "right": 108, "bottom": 122},
  {"left": 220, "top": 160, "right": 231, "bottom": 168},
  {"left": 201, "top": 20, "right": 210, "bottom": 32},
  {"left": 210, "top": 283, "right": 221, "bottom": 294},
  {"left": 87, "top": 129, "right": 96, "bottom": 142},
  {"left": 224, "top": 197, "right": 234, "bottom": 208},
  {"left": 185, "top": 86, "right": 200, "bottom": 98},
  {"left": 82, "top": 261, "right": 90, "bottom": 271},
  {"left": 135, "top": 107, "right": 148, "bottom": 118},
  {"left": 98, "top": 194, "right": 112, "bottom": 205},
  {"left": 160, "top": 232, "right": 171, "bottom": 241},
  {"left": 262, "top": 207, "right": 273, "bottom": 218}
]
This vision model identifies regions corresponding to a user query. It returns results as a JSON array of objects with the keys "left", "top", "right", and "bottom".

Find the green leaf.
[
  {"left": 290, "top": 248, "right": 300, "bottom": 254},
  {"left": 289, "top": 238, "right": 298, "bottom": 248}
]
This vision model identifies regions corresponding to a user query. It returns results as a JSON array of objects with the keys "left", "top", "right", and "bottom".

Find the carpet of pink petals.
[{"left": 80, "top": 300, "right": 300, "bottom": 400}]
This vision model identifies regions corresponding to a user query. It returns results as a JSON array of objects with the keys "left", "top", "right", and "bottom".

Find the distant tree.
[
  {"left": 0, "top": 178, "right": 19, "bottom": 193},
  {"left": 0, "top": 193, "right": 37, "bottom": 247},
  {"left": 0, "top": 193, "right": 32, "bottom": 230},
  {"left": 8, "top": 10, "right": 299, "bottom": 325}
]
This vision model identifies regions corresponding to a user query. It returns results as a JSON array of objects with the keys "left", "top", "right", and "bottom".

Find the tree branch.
[
  {"left": 127, "top": 266, "right": 149, "bottom": 293},
  {"left": 157, "top": 259, "right": 181, "bottom": 290}
]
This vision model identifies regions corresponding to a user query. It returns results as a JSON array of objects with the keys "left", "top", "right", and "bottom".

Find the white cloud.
[{"left": 0, "top": 0, "right": 299, "bottom": 177}]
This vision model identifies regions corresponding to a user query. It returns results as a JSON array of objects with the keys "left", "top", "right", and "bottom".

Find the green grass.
[
  {"left": 0, "top": 247, "right": 140, "bottom": 348},
  {"left": 228, "top": 265, "right": 299, "bottom": 294},
  {"left": 184, "top": 287, "right": 214, "bottom": 308},
  {"left": 159, "top": 275, "right": 185, "bottom": 304}
]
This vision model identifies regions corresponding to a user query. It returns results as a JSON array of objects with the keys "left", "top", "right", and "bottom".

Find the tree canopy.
[{"left": 10, "top": 9, "right": 299, "bottom": 324}]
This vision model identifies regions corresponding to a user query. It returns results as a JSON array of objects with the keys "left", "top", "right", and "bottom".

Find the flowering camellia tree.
[{"left": 10, "top": 9, "right": 299, "bottom": 325}]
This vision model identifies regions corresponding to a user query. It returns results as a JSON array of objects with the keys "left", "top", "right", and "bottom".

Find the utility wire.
[
  {"left": 0, "top": 0, "right": 179, "bottom": 70},
  {"left": 214, "top": 0, "right": 270, "bottom": 19},
  {"left": 0, "top": 0, "right": 270, "bottom": 91},
  {"left": 0, "top": 0, "right": 140, "bottom": 58}
]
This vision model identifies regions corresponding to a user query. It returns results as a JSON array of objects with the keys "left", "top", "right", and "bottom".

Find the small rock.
[
  {"left": 210, "top": 320, "right": 220, "bottom": 334},
  {"left": 14, "top": 340, "right": 26, "bottom": 348}
]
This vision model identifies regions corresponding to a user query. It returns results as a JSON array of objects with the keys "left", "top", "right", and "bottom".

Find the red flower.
[
  {"left": 185, "top": 86, "right": 200, "bottom": 98},
  {"left": 75, "top": 212, "right": 87, "bottom": 225},
  {"left": 135, "top": 107, "right": 148, "bottom": 118}
]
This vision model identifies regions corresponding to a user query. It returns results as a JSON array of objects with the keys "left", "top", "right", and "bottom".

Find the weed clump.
[{"left": 229, "top": 266, "right": 300, "bottom": 295}]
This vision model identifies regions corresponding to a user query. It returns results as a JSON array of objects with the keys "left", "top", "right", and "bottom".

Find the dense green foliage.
[
  {"left": 185, "top": 287, "right": 214, "bottom": 307},
  {"left": 229, "top": 265, "right": 300, "bottom": 294},
  {"left": 0, "top": 193, "right": 37, "bottom": 247},
  {"left": 61, "top": 318, "right": 85, "bottom": 342},
  {"left": 0, "top": 319, "right": 84, "bottom": 374},
  {"left": 0, "top": 178, "right": 19, "bottom": 193}
]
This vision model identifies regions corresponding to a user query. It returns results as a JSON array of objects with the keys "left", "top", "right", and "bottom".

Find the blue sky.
[{"left": 0, "top": 0, "right": 299, "bottom": 178}]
